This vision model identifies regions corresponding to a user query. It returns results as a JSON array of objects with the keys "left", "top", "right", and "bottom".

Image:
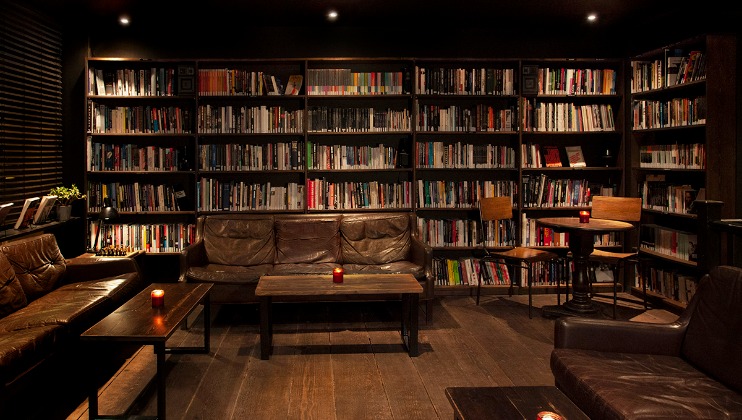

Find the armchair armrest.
[
  {"left": 63, "top": 256, "right": 141, "bottom": 284},
  {"left": 179, "top": 239, "right": 207, "bottom": 282},
  {"left": 554, "top": 316, "right": 688, "bottom": 356}
]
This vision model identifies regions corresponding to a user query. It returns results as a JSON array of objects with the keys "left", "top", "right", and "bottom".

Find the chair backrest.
[
  {"left": 590, "top": 196, "right": 642, "bottom": 222},
  {"left": 479, "top": 196, "right": 513, "bottom": 222}
]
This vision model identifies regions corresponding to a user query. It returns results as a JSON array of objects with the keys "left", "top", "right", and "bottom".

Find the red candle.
[
  {"left": 333, "top": 267, "right": 344, "bottom": 283},
  {"left": 536, "top": 411, "right": 563, "bottom": 420},
  {"left": 579, "top": 210, "right": 590, "bottom": 223},
  {"left": 151, "top": 289, "right": 165, "bottom": 307}
]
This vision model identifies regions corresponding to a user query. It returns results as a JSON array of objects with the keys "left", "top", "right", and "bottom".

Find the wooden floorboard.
[{"left": 56, "top": 293, "right": 677, "bottom": 420}]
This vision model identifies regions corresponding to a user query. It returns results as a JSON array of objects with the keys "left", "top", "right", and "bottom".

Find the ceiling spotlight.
[
  {"left": 327, "top": 9, "right": 338, "bottom": 22},
  {"left": 119, "top": 15, "right": 130, "bottom": 26},
  {"left": 586, "top": 13, "right": 597, "bottom": 22}
]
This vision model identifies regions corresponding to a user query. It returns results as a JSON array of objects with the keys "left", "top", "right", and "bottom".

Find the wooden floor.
[{"left": 57, "top": 293, "right": 675, "bottom": 420}]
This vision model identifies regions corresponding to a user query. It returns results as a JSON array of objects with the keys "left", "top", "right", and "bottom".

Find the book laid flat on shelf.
[
  {"left": 541, "top": 145, "right": 563, "bottom": 167},
  {"left": 565, "top": 146, "right": 586, "bottom": 168},
  {"left": 14, "top": 197, "right": 40, "bottom": 229},
  {"left": 284, "top": 75, "right": 303, "bottom": 95},
  {"left": 0, "top": 202, "right": 13, "bottom": 227},
  {"left": 33, "top": 195, "right": 57, "bottom": 225}
]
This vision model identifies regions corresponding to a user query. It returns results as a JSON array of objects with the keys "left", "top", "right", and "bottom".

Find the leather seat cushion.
[
  {"left": 0, "top": 325, "right": 64, "bottom": 385},
  {"left": 186, "top": 264, "right": 271, "bottom": 284},
  {"left": 203, "top": 217, "right": 275, "bottom": 266},
  {"left": 341, "top": 214, "right": 410, "bottom": 264},
  {"left": 343, "top": 261, "right": 424, "bottom": 279},
  {"left": 0, "top": 253, "right": 27, "bottom": 318},
  {"left": 551, "top": 348, "right": 742, "bottom": 419},
  {"left": 270, "top": 263, "right": 341, "bottom": 275},
  {"left": 274, "top": 217, "right": 341, "bottom": 264},
  {"left": 0, "top": 234, "right": 66, "bottom": 301}
]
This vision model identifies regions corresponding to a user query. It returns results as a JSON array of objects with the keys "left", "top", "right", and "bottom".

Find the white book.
[
  {"left": 33, "top": 195, "right": 57, "bottom": 224},
  {"left": 14, "top": 197, "right": 40, "bottom": 229}
]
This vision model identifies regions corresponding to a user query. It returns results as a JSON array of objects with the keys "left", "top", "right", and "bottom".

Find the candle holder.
[
  {"left": 333, "top": 267, "right": 344, "bottom": 283},
  {"left": 151, "top": 289, "right": 165, "bottom": 307},
  {"left": 579, "top": 210, "right": 590, "bottom": 223}
]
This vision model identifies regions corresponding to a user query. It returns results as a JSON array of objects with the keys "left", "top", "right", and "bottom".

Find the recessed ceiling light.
[
  {"left": 327, "top": 9, "right": 338, "bottom": 22},
  {"left": 119, "top": 15, "right": 130, "bottom": 26},
  {"left": 586, "top": 13, "right": 597, "bottom": 22}
]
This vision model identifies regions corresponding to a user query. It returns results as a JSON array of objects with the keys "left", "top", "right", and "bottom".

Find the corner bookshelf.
[{"left": 627, "top": 34, "right": 737, "bottom": 309}]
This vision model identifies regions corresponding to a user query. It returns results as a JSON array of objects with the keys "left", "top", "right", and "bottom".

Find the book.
[
  {"left": 565, "top": 145, "right": 586, "bottom": 168},
  {"left": 0, "top": 202, "right": 13, "bottom": 227},
  {"left": 541, "top": 145, "right": 562, "bottom": 167},
  {"left": 33, "top": 195, "right": 57, "bottom": 224},
  {"left": 284, "top": 75, "right": 303, "bottom": 95},
  {"left": 14, "top": 197, "right": 40, "bottom": 229}
]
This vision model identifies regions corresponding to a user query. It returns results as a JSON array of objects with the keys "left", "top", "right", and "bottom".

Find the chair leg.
[{"left": 527, "top": 264, "right": 533, "bottom": 319}]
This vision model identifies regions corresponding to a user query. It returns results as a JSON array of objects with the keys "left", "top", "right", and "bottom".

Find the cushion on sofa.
[
  {"left": 0, "top": 234, "right": 66, "bottom": 301},
  {"left": 341, "top": 214, "right": 411, "bottom": 264},
  {"left": 0, "top": 253, "right": 27, "bottom": 318},
  {"left": 203, "top": 217, "right": 275, "bottom": 266},
  {"left": 274, "top": 216, "right": 341, "bottom": 264},
  {"left": 681, "top": 265, "right": 742, "bottom": 394},
  {"left": 0, "top": 325, "right": 64, "bottom": 386},
  {"left": 271, "top": 262, "right": 341, "bottom": 275},
  {"left": 186, "top": 263, "right": 272, "bottom": 285},
  {"left": 343, "top": 260, "right": 424, "bottom": 278}
]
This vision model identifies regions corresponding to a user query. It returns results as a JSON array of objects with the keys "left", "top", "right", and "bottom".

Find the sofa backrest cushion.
[
  {"left": 341, "top": 213, "right": 411, "bottom": 264},
  {"left": 681, "top": 265, "right": 742, "bottom": 394},
  {"left": 275, "top": 216, "right": 341, "bottom": 264},
  {"left": 0, "top": 233, "right": 66, "bottom": 301},
  {"left": 203, "top": 216, "right": 275, "bottom": 266},
  {"left": 0, "top": 253, "right": 28, "bottom": 318}
]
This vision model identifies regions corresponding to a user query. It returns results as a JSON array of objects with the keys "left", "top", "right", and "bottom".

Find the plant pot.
[{"left": 57, "top": 205, "right": 72, "bottom": 222}]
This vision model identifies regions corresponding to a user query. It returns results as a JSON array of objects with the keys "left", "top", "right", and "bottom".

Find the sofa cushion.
[
  {"left": 186, "top": 263, "right": 272, "bottom": 285},
  {"left": 0, "top": 253, "right": 27, "bottom": 318},
  {"left": 203, "top": 217, "right": 275, "bottom": 266},
  {"left": 0, "top": 234, "right": 66, "bottom": 301},
  {"left": 551, "top": 348, "right": 742, "bottom": 419},
  {"left": 343, "top": 261, "right": 424, "bottom": 279},
  {"left": 341, "top": 214, "right": 411, "bottom": 264},
  {"left": 681, "top": 265, "right": 742, "bottom": 394},
  {"left": 0, "top": 325, "right": 64, "bottom": 386},
  {"left": 271, "top": 263, "right": 341, "bottom": 275},
  {"left": 274, "top": 216, "right": 341, "bottom": 264}
]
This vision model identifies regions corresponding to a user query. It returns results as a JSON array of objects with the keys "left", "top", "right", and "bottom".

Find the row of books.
[
  {"left": 88, "top": 67, "right": 178, "bottom": 97},
  {"left": 416, "top": 180, "right": 517, "bottom": 209},
  {"left": 631, "top": 97, "right": 707, "bottom": 129},
  {"left": 196, "top": 179, "right": 304, "bottom": 211},
  {"left": 415, "top": 67, "right": 516, "bottom": 96},
  {"left": 199, "top": 141, "right": 304, "bottom": 171},
  {"left": 521, "top": 143, "right": 586, "bottom": 168},
  {"left": 1, "top": 196, "right": 57, "bottom": 230},
  {"left": 536, "top": 67, "right": 617, "bottom": 96},
  {"left": 306, "top": 107, "right": 411, "bottom": 132},
  {"left": 416, "top": 141, "right": 516, "bottom": 169},
  {"left": 198, "top": 69, "right": 302, "bottom": 96},
  {"left": 417, "top": 217, "right": 516, "bottom": 248},
  {"left": 88, "top": 222, "right": 196, "bottom": 253},
  {"left": 197, "top": 105, "right": 303, "bottom": 134},
  {"left": 416, "top": 104, "right": 516, "bottom": 132},
  {"left": 522, "top": 101, "right": 616, "bottom": 132},
  {"left": 520, "top": 214, "right": 618, "bottom": 248},
  {"left": 636, "top": 265, "right": 697, "bottom": 305},
  {"left": 305, "top": 179, "right": 412, "bottom": 210},
  {"left": 630, "top": 50, "right": 706, "bottom": 93},
  {"left": 433, "top": 257, "right": 512, "bottom": 287},
  {"left": 639, "top": 175, "right": 701, "bottom": 214},
  {"left": 638, "top": 143, "right": 705, "bottom": 169},
  {"left": 520, "top": 174, "right": 593, "bottom": 208},
  {"left": 640, "top": 224, "right": 698, "bottom": 262},
  {"left": 88, "top": 140, "right": 185, "bottom": 172},
  {"left": 87, "top": 182, "right": 186, "bottom": 213},
  {"left": 89, "top": 103, "right": 193, "bottom": 134},
  {"left": 306, "top": 142, "right": 398, "bottom": 170},
  {"left": 305, "top": 69, "right": 406, "bottom": 96}
]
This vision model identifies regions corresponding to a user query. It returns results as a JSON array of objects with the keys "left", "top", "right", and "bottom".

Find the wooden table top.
[
  {"left": 537, "top": 216, "right": 634, "bottom": 233},
  {"left": 81, "top": 283, "right": 212, "bottom": 343},
  {"left": 255, "top": 274, "right": 422, "bottom": 297}
]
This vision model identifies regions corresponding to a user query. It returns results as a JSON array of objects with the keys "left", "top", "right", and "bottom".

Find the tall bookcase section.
[
  {"left": 519, "top": 59, "right": 625, "bottom": 287},
  {"left": 85, "top": 58, "right": 198, "bottom": 254},
  {"left": 629, "top": 34, "right": 737, "bottom": 310},
  {"left": 305, "top": 59, "right": 414, "bottom": 212},
  {"left": 196, "top": 60, "right": 306, "bottom": 213},
  {"left": 412, "top": 60, "right": 520, "bottom": 292}
]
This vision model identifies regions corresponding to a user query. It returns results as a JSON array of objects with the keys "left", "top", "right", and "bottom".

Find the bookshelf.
[
  {"left": 628, "top": 34, "right": 737, "bottom": 309},
  {"left": 84, "top": 56, "right": 628, "bottom": 296}
]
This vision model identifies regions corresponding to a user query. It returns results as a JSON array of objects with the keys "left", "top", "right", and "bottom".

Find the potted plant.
[{"left": 49, "top": 184, "right": 86, "bottom": 221}]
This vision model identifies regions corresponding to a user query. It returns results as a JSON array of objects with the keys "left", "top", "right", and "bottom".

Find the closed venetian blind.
[{"left": 0, "top": 1, "right": 63, "bottom": 227}]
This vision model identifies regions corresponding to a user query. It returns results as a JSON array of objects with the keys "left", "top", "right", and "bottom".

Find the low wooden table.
[
  {"left": 445, "top": 386, "right": 588, "bottom": 419},
  {"left": 255, "top": 273, "right": 423, "bottom": 360},
  {"left": 81, "top": 282, "right": 212, "bottom": 420}
]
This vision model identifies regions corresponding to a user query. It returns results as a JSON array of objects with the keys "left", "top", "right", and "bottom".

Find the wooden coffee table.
[
  {"left": 255, "top": 273, "right": 423, "bottom": 360},
  {"left": 445, "top": 386, "right": 588, "bottom": 419},
  {"left": 81, "top": 282, "right": 212, "bottom": 420}
]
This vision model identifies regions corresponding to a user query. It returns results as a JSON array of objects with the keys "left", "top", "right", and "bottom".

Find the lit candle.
[
  {"left": 333, "top": 267, "right": 344, "bottom": 283},
  {"left": 151, "top": 289, "right": 165, "bottom": 307},
  {"left": 579, "top": 210, "right": 590, "bottom": 223},
  {"left": 536, "top": 411, "right": 563, "bottom": 420}
]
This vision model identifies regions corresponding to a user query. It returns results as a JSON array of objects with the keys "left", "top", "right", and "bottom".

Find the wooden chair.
[
  {"left": 568, "top": 196, "right": 643, "bottom": 318},
  {"left": 476, "top": 196, "right": 560, "bottom": 318}
]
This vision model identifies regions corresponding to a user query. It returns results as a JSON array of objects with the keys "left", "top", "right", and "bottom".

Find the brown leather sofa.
[
  {"left": 0, "top": 233, "right": 143, "bottom": 410},
  {"left": 551, "top": 265, "right": 742, "bottom": 419},
  {"left": 179, "top": 212, "right": 434, "bottom": 321}
]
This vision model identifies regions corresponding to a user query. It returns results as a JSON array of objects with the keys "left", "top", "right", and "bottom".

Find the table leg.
[
  {"left": 155, "top": 342, "right": 166, "bottom": 419},
  {"left": 203, "top": 296, "right": 210, "bottom": 354},
  {"left": 260, "top": 296, "right": 272, "bottom": 360},
  {"left": 88, "top": 377, "right": 98, "bottom": 420},
  {"left": 543, "top": 232, "right": 599, "bottom": 318},
  {"left": 409, "top": 293, "right": 419, "bottom": 356}
]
